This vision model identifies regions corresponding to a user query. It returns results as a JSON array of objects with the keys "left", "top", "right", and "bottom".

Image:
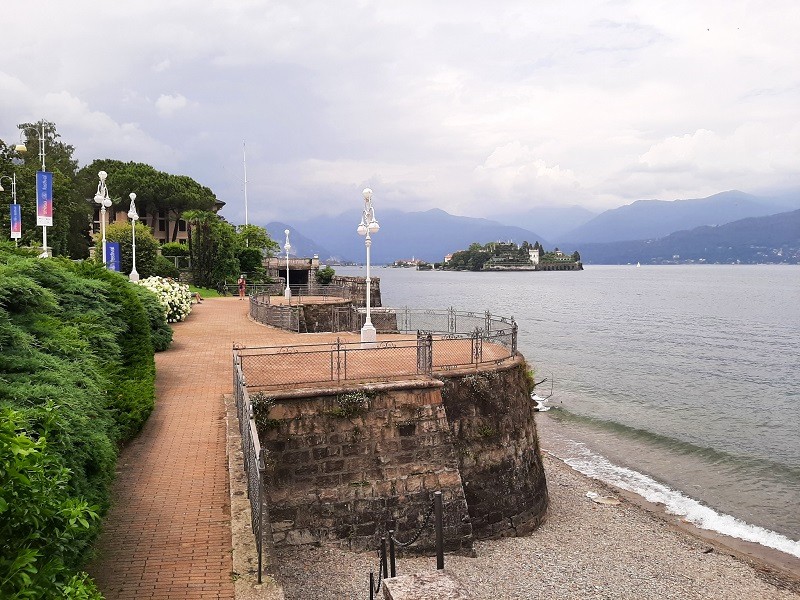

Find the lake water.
[{"left": 336, "top": 264, "right": 800, "bottom": 557}]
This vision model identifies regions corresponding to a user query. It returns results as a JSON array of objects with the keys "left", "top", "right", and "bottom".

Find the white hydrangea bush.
[{"left": 138, "top": 276, "right": 193, "bottom": 323}]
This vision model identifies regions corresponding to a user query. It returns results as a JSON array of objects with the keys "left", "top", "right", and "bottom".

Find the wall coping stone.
[
  {"left": 383, "top": 571, "right": 472, "bottom": 600},
  {"left": 251, "top": 378, "right": 445, "bottom": 400}
]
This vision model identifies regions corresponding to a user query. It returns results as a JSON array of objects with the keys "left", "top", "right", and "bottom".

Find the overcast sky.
[{"left": 3, "top": 0, "right": 799, "bottom": 225}]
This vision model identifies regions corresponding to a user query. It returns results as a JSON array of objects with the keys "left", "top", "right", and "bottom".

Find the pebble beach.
[{"left": 273, "top": 453, "right": 800, "bottom": 599}]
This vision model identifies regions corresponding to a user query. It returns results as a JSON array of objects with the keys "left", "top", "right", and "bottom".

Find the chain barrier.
[
  {"left": 368, "top": 491, "right": 445, "bottom": 596},
  {"left": 391, "top": 498, "right": 435, "bottom": 548}
]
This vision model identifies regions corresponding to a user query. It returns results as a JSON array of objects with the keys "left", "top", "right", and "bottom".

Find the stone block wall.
[
  {"left": 255, "top": 382, "right": 472, "bottom": 552},
  {"left": 300, "top": 300, "right": 352, "bottom": 333},
  {"left": 331, "top": 275, "right": 382, "bottom": 308},
  {"left": 439, "top": 361, "right": 548, "bottom": 537},
  {"left": 249, "top": 357, "right": 549, "bottom": 553}
]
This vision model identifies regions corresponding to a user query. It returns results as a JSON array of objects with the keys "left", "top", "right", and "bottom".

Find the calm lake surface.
[{"left": 337, "top": 264, "right": 800, "bottom": 556}]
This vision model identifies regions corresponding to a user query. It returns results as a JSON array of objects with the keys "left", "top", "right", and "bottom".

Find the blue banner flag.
[
  {"left": 36, "top": 171, "right": 53, "bottom": 226},
  {"left": 10, "top": 203, "right": 21, "bottom": 239},
  {"left": 106, "top": 242, "right": 121, "bottom": 272}
]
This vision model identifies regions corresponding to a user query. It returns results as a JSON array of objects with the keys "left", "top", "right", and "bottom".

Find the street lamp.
[
  {"left": 283, "top": 229, "right": 292, "bottom": 300},
  {"left": 0, "top": 173, "right": 20, "bottom": 245},
  {"left": 357, "top": 187, "right": 380, "bottom": 346},
  {"left": 16, "top": 121, "right": 48, "bottom": 257},
  {"left": 94, "top": 171, "right": 112, "bottom": 266},
  {"left": 127, "top": 193, "right": 139, "bottom": 282}
]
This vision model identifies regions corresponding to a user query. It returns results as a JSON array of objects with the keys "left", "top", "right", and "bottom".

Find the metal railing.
[
  {"left": 250, "top": 296, "right": 301, "bottom": 332},
  {"left": 232, "top": 350, "right": 270, "bottom": 583},
  {"left": 369, "top": 492, "right": 444, "bottom": 599},
  {"left": 235, "top": 325, "right": 516, "bottom": 390}
]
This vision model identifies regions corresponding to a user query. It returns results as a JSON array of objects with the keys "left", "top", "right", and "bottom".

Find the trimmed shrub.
[
  {"left": 154, "top": 254, "right": 180, "bottom": 279},
  {"left": 160, "top": 241, "right": 189, "bottom": 257},
  {"left": 131, "top": 284, "right": 174, "bottom": 352},
  {"left": 0, "top": 244, "right": 158, "bottom": 597}
]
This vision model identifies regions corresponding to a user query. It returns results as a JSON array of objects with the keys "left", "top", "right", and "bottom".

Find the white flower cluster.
[{"left": 138, "top": 276, "right": 193, "bottom": 323}]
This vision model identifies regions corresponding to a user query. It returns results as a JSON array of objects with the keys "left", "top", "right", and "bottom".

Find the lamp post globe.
[
  {"left": 284, "top": 229, "right": 292, "bottom": 300},
  {"left": 358, "top": 187, "right": 379, "bottom": 346},
  {"left": 128, "top": 193, "right": 139, "bottom": 282}
]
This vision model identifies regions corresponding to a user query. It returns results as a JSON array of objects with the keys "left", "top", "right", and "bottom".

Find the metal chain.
[{"left": 391, "top": 498, "right": 436, "bottom": 548}]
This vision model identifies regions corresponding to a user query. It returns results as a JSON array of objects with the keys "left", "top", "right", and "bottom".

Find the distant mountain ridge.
[
  {"left": 284, "top": 208, "right": 549, "bottom": 264},
  {"left": 579, "top": 209, "right": 800, "bottom": 264},
  {"left": 264, "top": 222, "right": 334, "bottom": 260},
  {"left": 559, "top": 190, "right": 786, "bottom": 244}
]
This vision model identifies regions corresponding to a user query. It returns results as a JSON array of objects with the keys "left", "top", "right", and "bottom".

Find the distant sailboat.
[{"left": 636, "top": 262, "right": 641, "bottom": 267}]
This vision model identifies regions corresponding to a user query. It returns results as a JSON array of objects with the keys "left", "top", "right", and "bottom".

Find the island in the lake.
[{"left": 439, "top": 241, "right": 583, "bottom": 271}]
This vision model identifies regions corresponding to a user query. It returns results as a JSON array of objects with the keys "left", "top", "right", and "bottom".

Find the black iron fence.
[
  {"left": 232, "top": 350, "right": 270, "bottom": 584},
  {"left": 369, "top": 492, "right": 445, "bottom": 599}
]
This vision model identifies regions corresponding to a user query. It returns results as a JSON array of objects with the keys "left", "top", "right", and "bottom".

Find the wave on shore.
[{"left": 553, "top": 439, "right": 800, "bottom": 559}]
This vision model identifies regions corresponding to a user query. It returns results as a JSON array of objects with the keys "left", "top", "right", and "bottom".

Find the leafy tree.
[
  {"left": 76, "top": 160, "right": 219, "bottom": 243},
  {"left": 184, "top": 210, "right": 239, "bottom": 288},
  {"left": 572, "top": 250, "right": 581, "bottom": 262},
  {"left": 236, "top": 224, "right": 279, "bottom": 255},
  {"left": 315, "top": 265, "right": 336, "bottom": 284},
  {"left": 1, "top": 122, "right": 92, "bottom": 258}
]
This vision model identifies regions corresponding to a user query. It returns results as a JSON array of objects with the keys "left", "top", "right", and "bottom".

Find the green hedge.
[{"left": 0, "top": 243, "right": 165, "bottom": 598}]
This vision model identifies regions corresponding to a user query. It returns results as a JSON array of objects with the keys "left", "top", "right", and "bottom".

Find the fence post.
[
  {"left": 512, "top": 318, "right": 518, "bottom": 354},
  {"left": 256, "top": 449, "right": 264, "bottom": 584},
  {"left": 485, "top": 310, "right": 491, "bottom": 333},
  {"left": 336, "top": 337, "right": 342, "bottom": 382},
  {"left": 426, "top": 333, "right": 433, "bottom": 375},
  {"left": 435, "top": 491, "right": 444, "bottom": 570},
  {"left": 388, "top": 529, "right": 397, "bottom": 577},
  {"left": 381, "top": 536, "right": 388, "bottom": 584}
]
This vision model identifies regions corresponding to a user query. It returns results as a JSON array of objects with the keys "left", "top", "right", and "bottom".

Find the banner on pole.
[
  {"left": 36, "top": 171, "right": 53, "bottom": 226},
  {"left": 10, "top": 204, "right": 22, "bottom": 239},
  {"left": 106, "top": 242, "right": 121, "bottom": 272}
]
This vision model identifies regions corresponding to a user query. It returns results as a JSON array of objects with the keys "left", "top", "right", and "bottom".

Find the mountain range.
[
  {"left": 260, "top": 189, "right": 799, "bottom": 265},
  {"left": 578, "top": 209, "right": 800, "bottom": 264},
  {"left": 270, "top": 209, "right": 549, "bottom": 264}
]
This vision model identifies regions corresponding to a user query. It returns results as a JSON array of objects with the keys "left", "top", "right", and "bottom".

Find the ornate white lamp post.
[
  {"left": 357, "top": 187, "right": 380, "bottom": 346},
  {"left": 284, "top": 229, "right": 292, "bottom": 300},
  {"left": 127, "top": 193, "right": 139, "bottom": 282},
  {"left": 0, "top": 173, "right": 20, "bottom": 245},
  {"left": 94, "top": 171, "right": 112, "bottom": 266}
]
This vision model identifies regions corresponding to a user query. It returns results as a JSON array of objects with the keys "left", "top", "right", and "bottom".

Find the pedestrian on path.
[{"left": 238, "top": 274, "right": 247, "bottom": 299}]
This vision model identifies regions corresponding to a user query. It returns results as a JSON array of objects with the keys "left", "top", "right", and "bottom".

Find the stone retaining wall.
[
  {"left": 252, "top": 359, "right": 548, "bottom": 552},
  {"left": 256, "top": 381, "right": 472, "bottom": 553}
]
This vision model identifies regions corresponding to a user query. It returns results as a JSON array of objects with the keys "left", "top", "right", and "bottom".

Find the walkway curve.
[{"left": 88, "top": 297, "right": 321, "bottom": 599}]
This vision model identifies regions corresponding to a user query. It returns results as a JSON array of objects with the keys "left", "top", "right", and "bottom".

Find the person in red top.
[{"left": 237, "top": 275, "right": 246, "bottom": 300}]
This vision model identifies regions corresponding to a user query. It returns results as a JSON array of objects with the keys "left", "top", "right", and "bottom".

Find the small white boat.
[{"left": 636, "top": 262, "right": 641, "bottom": 267}]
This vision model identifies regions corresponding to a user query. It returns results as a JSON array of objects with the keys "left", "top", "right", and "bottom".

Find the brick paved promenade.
[{"left": 88, "top": 297, "right": 321, "bottom": 599}]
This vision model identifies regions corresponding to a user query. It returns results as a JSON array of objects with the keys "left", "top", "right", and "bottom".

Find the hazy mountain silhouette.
[
  {"left": 559, "top": 190, "right": 785, "bottom": 244},
  {"left": 492, "top": 204, "right": 597, "bottom": 240},
  {"left": 265, "top": 222, "right": 334, "bottom": 260},
  {"left": 578, "top": 209, "right": 800, "bottom": 264},
  {"left": 286, "top": 208, "right": 549, "bottom": 264}
]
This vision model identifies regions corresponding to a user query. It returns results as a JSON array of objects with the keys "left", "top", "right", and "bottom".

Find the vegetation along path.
[{"left": 88, "top": 297, "right": 306, "bottom": 599}]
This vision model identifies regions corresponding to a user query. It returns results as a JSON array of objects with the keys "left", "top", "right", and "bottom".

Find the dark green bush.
[
  {"left": 160, "top": 241, "right": 189, "bottom": 257},
  {"left": 153, "top": 253, "right": 180, "bottom": 279},
  {"left": 0, "top": 243, "right": 159, "bottom": 598},
  {"left": 131, "top": 284, "right": 173, "bottom": 352},
  {"left": 0, "top": 408, "right": 102, "bottom": 599}
]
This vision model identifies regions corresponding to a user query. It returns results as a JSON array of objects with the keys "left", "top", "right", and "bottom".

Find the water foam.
[{"left": 555, "top": 439, "right": 800, "bottom": 559}]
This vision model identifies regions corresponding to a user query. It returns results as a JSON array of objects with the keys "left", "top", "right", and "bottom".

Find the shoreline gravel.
[{"left": 272, "top": 452, "right": 800, "bottom": 599}]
